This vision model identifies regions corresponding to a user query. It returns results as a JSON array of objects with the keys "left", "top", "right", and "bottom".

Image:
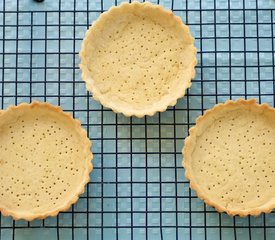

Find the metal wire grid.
[{"left": 1, "top": 0, "right": 275, "bottom": 239}]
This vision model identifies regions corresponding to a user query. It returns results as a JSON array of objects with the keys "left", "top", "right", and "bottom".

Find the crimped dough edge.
[
  {"left": 79, "top": 1, "right": 197, "bottom": 118},
  {"left": 0, "top": 101, "right": 93, "bottom": 221},
  {"left": 182, "top": 98, "right": 275, "bottom": 217}
]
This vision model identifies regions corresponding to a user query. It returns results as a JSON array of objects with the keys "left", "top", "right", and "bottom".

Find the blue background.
[{"left": 0, "top": 0, "right": 275, "bottom": 239}]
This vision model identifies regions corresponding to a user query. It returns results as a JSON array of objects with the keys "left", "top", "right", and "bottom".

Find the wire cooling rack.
[{"left": 1, "top": 0, "right": 275, "bottom": 239}]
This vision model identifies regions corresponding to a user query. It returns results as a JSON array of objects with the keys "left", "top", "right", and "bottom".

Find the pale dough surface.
[
  {"left": 183, "top": 99, "right": 275, "bottom": 216},
  {"left": 0, "top": 102, "right": 92, "bottom": 220},
  {"left": 80, "top": 2, "right": 196, "bottom": 117}
]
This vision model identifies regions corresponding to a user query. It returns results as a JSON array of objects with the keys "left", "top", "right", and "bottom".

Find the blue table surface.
[{"left": 1, "top": 0, "right": 275, "bottom": 239}]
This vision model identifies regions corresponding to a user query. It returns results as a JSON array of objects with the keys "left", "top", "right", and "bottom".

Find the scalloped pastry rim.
[
  {"left": 79, "top": 1, "right": 197, "bottom": 118},
  {"left": 182, "top": 98, "right": 275, "bottom": 217},
  {"left": 0, "top": 101, "right": 93, "bottom": 221}
]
